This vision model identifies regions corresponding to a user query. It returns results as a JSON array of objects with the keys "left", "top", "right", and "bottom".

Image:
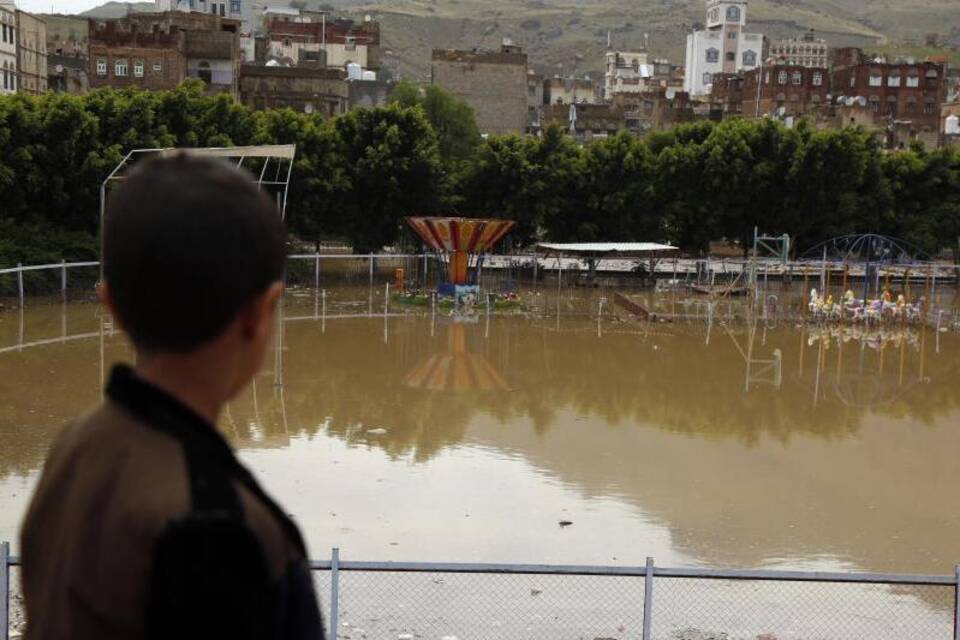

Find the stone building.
[
  {"left": 942, "top": 103, "right": 960, "bottom": 147},
  {"left": 543, "top": 76, "right": 598, "bottom": 105},
  {"left": 265, "top": 17, "right": 380, "bottom": 71},
  {"left": 239, "top": 63, "right": 347, "bottom": 116},
  {"left": 16, "top": 10, "right": 46, "bottom": 95},
  {"left": 431, "top": 43, "right": 528, "bottom": 136},
  {"left": 709, "top": 72, "right": 745, "bottom": 116},
  {"left": 684, "top": 0, "right": 763, "bottom": 97},
  {"left": 542, "top": 103, "right": 625, "bottom": 142},
  {"left": 526, "top": 70, "right": 543, "bottom": 134},
  {"left": 88, "top": 12, "right": 240, "bottom": 96},
  {"left": 612, "top": 88, "right": 694, "bottom": 134},
  {"left": 604, "top": 49, "right": 652, "bottom": 97},
  {"left": 348, "top": 77, "right": 390, "bottom": 109},
  {"left": 770, "top": 31, "right": 828, "bottom": 68},
  {"left": 830, "top": 47, "right": 947, "bottom": 145},
  {"left": 48, "top": 53, "right": 87, "bottom": 93},
  {"left": 0, "top": 0, "right": 16, "bottom": 95}
]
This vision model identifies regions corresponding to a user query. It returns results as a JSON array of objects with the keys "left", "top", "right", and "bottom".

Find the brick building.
[
  {"left": 709, "top": 72, "right": 744, "bottom": 116},
  {"left": 543, "top": 103, "right": 625, "bottom": 142},
  {"left": 830, "top": 47, "right": 947, "bottom": 145},
  {"left": 16, "top": 10, "right": 47, "bottom": 95},
  {"left": 739, "top": 63, "right": 830, "bottom": 118},
  {"left": 265, "top": 17, "right": 380, "bottom": 71},
  {"left": 88, "top": 12, "right": 240, "bottom": 95},
  {"left": 48, "top": 53, "right": 87, "bottom": 93},
  {"left": 1, "top": 0, "right": 15, "bottom": 95},
  {"left": 431, "top": 43, "right": 528, "bottom": 136},
  {"left": 239, "top": 63, "right": 347, "bottom": 116}
]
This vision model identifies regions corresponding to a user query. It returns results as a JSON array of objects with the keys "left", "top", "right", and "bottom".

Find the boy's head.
[{"left": 102, "top": 153, "right": 286, "bottom": 377}]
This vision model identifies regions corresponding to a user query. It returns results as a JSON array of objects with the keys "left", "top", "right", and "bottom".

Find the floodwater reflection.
[{"left": 1, "top": 297, "right": 960, "bottom": 581}]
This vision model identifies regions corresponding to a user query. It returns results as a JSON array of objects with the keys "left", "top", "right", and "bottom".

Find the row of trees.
[{"left": 2, "top": 80, "right": 960, "bottom": 267}]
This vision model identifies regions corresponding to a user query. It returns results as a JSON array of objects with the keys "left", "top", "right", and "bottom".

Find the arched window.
[
  {"left": 742, "top": 50, "right": 757, "bottom": 67},
  {"left": 726, "top": 5, "right": 741, "bottom": 22},
  {"left": 705, "top": 48, "right": 719, "bottom": 63},
  {"left": 198, "top": 60, "right": 212, "bottom": 84}
]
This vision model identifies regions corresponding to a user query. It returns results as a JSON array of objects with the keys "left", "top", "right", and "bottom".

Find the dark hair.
[{"left": 103, "top": 153, "right": 286, "bottom": 353}]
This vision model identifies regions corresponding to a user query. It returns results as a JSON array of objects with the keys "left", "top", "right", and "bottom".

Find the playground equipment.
[{"left": 404, "top": 217, "right": 518, "bottom": 308}]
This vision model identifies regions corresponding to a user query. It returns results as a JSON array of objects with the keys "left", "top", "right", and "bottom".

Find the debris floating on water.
[
  {"left": 366, "top": 428, "right": 388, "bottom": 435},
  {"left": 558, "top": 520, "right": 573, "bottom": 527}
]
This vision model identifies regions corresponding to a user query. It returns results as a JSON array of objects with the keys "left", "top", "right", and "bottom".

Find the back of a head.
[{"left": 103, "top": 153, "right": 286, "bottom": 353}]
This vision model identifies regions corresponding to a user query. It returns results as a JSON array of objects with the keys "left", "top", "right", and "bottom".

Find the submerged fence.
[{"left": 3, "top": 542, "right": 959, "bottom": 640}]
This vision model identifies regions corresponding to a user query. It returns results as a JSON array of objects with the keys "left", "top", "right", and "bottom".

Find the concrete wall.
[
  {"left": 431, "top": 50, "right": 527, "bottom": 136},
  {"left": 239, "top": 64, "right": 348, "bottom": 116},
  {"left": 17, "top": 10, "right": 46, "bottom": 94}
]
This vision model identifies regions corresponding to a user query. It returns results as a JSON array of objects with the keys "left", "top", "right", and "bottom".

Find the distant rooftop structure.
[{"left": 537, "top": 242, "right": 679, "bottom": 258}]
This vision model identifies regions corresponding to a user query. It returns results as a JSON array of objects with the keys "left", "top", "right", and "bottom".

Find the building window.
[
  {"left": 115, "top": 59, "right": 128, "bottom": 76},
  {"left": 923, "top": 100, "right": 934, "bottom": 115},
  {"left": 742, "top": 50, "right": 757, "bottom": 67},
  {"left": 134, "top": 60, "right": 144, "bottom": 78},
  {"left": 219, "top": 3, "right": 225, "bottom": 16},
  {"left": 887, "top": 74, "right": 900, "bottom": 87},
  {"left": 726, "top": 5, "right": 741, "bottom": 21},
  {"left": 906, "top": 75, "right": 919, "bottom": 87},
  {"left": 812, "top": 71, "right": 823, "bottom": 86},
  {"left": 726, "top": 52, "right": 735, "bottom": 62},
  {"left": 230, "top": 0, "right": 240, "bottom": 12},
  {"left": 96, "top": 58, "right": 107, "bottom": 76},
  {"left": 792, "top": 71, "right": 803, "bottom": 85},
  {"left": 727, "top": 31, "right": 737, "bottom": 40},
  {"left": 764, "top": 71, "right": 770, "bottom": 84},
  {"left": 869, "top": 74, "right": 882, "bottom": 87},
  {"left": 702, "top": 72, "right": 712, "bottom": 86},
  {"left": 705, "top": 48, "right": 719, "bottom": 63},
  {"left": 198, "top": 60, "right": 212, "bottom": 84},
  {"left": 778, "top": 71, "right": 788, "bottom": 85},
  {"left": 153, "top": 61, "right": 162, "bottom": 73}
]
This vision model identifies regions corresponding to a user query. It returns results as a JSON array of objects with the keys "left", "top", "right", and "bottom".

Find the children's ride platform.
[{"left": 399, "top": 216, "right": 521, "bottom": 311}]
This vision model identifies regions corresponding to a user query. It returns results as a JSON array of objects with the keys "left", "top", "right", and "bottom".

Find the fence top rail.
[
  {"left": 287, "top": 254, "right": 427, "bottom": 260},
  {"left": 6, "top": 551, "right": 958, "bottom": 585},
  {"left": 0, "top": 261, "right": 100, "bottom": 275}
]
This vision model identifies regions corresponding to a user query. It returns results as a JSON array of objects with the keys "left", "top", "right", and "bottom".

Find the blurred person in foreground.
[{"left": 20, "top": 153, "right": 323, "bottom": 640}]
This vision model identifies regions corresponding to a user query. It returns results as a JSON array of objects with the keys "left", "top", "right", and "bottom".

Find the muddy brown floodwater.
[{"left": 2, "top": 288, "right": 960, "bottom": 639}]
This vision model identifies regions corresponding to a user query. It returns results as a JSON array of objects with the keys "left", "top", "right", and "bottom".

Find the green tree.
[{"left": 388, "top": 81, "right": 481, "bottom": 164}]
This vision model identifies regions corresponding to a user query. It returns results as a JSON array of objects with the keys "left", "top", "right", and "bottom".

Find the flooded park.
[{"left": 2, "top": 254, "right": 960, "bottom": 638}]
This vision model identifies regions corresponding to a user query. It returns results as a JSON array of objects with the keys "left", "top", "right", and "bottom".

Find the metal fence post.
[
  {"left": 1, "top": 541, "right": 10, "bottom": 640},
  {"left": 16, "top": 264, "right": 24, "bottom": 309},
  {"left": 368, "top": 256, "right": 374, "bottom": 288},
  {"left": 61, "top": 259, "right": 67, "bottom": 303},
  {"left": 314, "top": 253, "right": 320, "bottom": 290},
  {"left": 954, "top": 564, "right": 960, "bottom": 640},
  {"left": 329, "top": 548, "right": 340, "bottom": 640},
  {"left": 642, "top": 556, "right": 654, "bottom": 640}
]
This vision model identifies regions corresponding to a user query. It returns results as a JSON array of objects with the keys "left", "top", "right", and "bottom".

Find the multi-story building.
[
  {"left": 830, "top": 47, "right": 947, "bottom": 146},
  {"left": 48, "top": 53, "right": 87, "bottom": 93},
  {"left": 542, "top": 102, "right": 625, "bottom": 142},
  {"left": 684, "top": 0, "right": 763, "bottom": 97},
  {"left": 942, "top": 102, "right": 960, "bottom": 147},
  {"left": 16, "top": 9, "right": 45, "bottom": 94},
  {"left": 739, "top": 63, "right": 830, "bottom": 118},
  {"left": 770, "top": 31, "right": 828, "bottom": 68},
  {"left": 612, "top": 87, "right": 694, "bottom": 134},
  {"left": 155, "top": 0, "right": 253, "bottom": 38},
  {"left": 431, "top": 42, "right": 528, "bottom": 136},
  {"left": 544, "top": 76, "right": 598, "bottom": 105},
  {"left": 239, "top": 63, "right": 347, "bottom": 116},
  {"left": 0, "top": 0, "right": 16, "bottom": 95},
  {"left": 604, "top": 49, "right": 652, "bottom": 97},
  {"left": 265, "top": 17, "right": 380, "bottom": 71},
  {"left": 526, "top": 70, "right": 543, "bottom": 134},
  {"left": 88, "top": 12, "right": 240, "bottom": 96}
]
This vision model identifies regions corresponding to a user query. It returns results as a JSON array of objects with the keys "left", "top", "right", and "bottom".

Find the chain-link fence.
[{"left": 4, "top": 545, "right": 960, "bottom": 639}]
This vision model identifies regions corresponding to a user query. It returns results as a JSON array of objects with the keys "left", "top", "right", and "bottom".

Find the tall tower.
[{"left": 684, "top": 0, "right": 760, "bottom": 96}]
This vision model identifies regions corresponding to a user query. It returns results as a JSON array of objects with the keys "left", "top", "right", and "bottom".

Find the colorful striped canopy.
[{"left": 406, "top": 217, "right": 516, "bottom": 253}]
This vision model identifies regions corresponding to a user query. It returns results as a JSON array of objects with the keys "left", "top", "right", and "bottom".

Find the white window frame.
[
  {"left": 96, "top": 58, "right": 107, "bottom": 76},
  {"left": 887, "top": 74, "right": 901, "bottom": 87},
  {"left": 812, "top": 72, "right": 823, "bottom": 86},
  {"left": 115, "top": 59, "right": 128, "bottom": 77},
  {"left": 868, "top": 74, "right": 882, "bottom": 87},
  {"left": 778, "top": 71, "right": 788, "bottom": 85},
  {"left": 792, "top": 71, "right": 803, "bottom": 85},
  {"left": 153, "top": 61, "right": 162, "bottom": 73},
  {"left": 134, "top": 60, "right": 144, "bottom": 78},
  {"left": 906, "top": 75, "right": 919, "bottom": 88}
]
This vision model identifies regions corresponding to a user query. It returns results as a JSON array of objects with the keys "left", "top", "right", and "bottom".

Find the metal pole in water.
[
  {"left": 17, "top": 263, "right": 24, "bottom": 308},
  {"left": 321, "top": 290, "right": 327, "bottom": 333},
  {"left": 385, "top": 282, "right": 390, "bottom": 316},
  {"left": 1, "top": 541, "right": 9, "bottom": 640},
  {"left": 315, "top": 253, "right": 320, "bottom": 290},
  {"left": 642, "top": 556, "right": 654, "bottom": 640},
  {"left": 61, "top": 259, "right": 67, "bottom": 303},
  {"left": 368, "top": 255, "right": 374, "bottom": 288}
]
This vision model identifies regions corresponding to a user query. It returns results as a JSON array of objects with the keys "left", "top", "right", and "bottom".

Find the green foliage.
[{"left": 3, "top": 85, "right": 960, "bottom": 266}]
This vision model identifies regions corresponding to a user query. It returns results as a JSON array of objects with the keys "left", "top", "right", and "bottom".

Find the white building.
[
  {"left": 0, "top": 0, "right": 16, "bottom": 94},
  {"left": 770, "top": 31, "right": 828, "bottom": 68},
  {"left": 684, "top": 0, "right": 763, "bottom": 97},
  {"left": 604, "top": 50, "right": 654, "bottom": 97}
]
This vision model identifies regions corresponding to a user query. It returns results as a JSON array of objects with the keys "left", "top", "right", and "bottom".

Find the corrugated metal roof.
[{"left": 537, "top": 242, "right": 678, "bottom": 256}]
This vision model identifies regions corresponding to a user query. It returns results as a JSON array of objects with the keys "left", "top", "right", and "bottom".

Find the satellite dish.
[{"left": 55, "top": 64, "right": 63, "bottom": 73}]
